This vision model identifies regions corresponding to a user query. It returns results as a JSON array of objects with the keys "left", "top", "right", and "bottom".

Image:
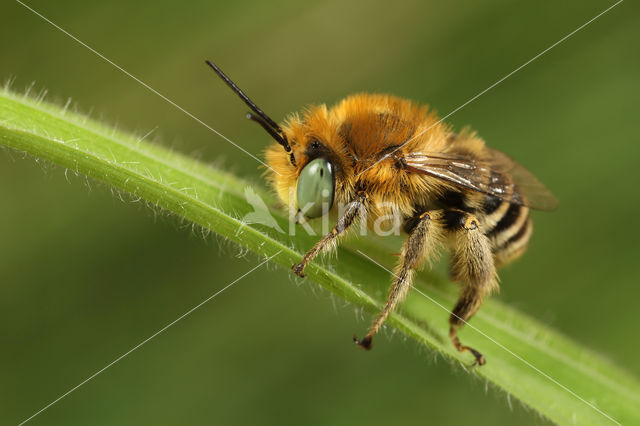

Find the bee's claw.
[
  {"left": 469, "top": 349, "right": 486, "bottom": 367},
  {"left": 292, "top": 263, "right": 306, "bottom": 277},
  {"left": 451, "top": 332, "right": 486, "bottom": 367},
  {"left": 353, "top": 334, "right": 372, "bottom": 350}
]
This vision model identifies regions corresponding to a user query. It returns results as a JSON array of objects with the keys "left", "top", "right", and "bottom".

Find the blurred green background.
[{"left": 1, "top": 1, "right": 639, "bottom": 424}]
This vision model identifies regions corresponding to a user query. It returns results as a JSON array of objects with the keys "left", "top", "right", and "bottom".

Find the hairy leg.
[
  {"left": 445, "top": 210, "right": 498, "bottom": 366},
  {"left": 355, "top": 210, "right": 443, "bottom": 349},
  {"left": 292, "top": 192, "right": 367, "bottom": 277}
]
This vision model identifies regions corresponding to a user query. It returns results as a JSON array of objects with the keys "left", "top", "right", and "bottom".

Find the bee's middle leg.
[{"left": 355, "top": 210, "right": 443, "bottom": 349}]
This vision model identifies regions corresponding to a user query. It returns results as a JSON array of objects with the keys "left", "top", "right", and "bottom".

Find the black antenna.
[
  {"left": 205, "top": 60, "right": 291, "bottom": 153},
  {"left": 246, "top": 112, "right": 286, "bottom": 146}
]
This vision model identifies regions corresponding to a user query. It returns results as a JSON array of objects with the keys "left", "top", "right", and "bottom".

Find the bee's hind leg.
[
  {"left": 445, "top": 210, "right": 498, "bottom": 366},
  {"left": 355, "top": 210, "right": 443, "bottom": 350}
]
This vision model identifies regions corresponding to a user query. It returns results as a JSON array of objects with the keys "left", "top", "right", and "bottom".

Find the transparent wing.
[{"left": 404, "top": 148, "right": 558, "bottom": 211}]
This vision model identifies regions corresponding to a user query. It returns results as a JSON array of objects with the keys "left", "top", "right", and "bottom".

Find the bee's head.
[
  {"left": 206, "top": 61, "right": 349, "bottom": 219},
  {"left": 265, "top": 108, "right": 351, "bottom": 220}
]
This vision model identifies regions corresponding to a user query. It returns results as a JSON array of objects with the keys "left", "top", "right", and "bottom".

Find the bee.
[{"left": 206, "top": 60, "right": 558, "bottom": 366}]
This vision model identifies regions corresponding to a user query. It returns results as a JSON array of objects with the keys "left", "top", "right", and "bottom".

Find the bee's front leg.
[{"left": 292, "top": 192, "right": 367, "bottom": 277}]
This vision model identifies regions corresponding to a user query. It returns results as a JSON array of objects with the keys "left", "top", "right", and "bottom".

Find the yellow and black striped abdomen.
[{"left": 481, "top": 196, "right": 532, "bottom": 268}]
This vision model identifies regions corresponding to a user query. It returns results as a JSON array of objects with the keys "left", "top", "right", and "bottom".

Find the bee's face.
[{"left": 265, "top": 106, "right": 355, "bottom": 219}]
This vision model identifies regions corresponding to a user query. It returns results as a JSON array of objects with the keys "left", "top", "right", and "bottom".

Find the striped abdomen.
[{"left": 481, "top": 195, "right": 532, "bottom": 267}]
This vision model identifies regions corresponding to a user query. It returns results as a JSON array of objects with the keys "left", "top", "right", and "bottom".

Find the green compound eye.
[{"left": 296, "top": 158, "right": 335, "bottom": 218}]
